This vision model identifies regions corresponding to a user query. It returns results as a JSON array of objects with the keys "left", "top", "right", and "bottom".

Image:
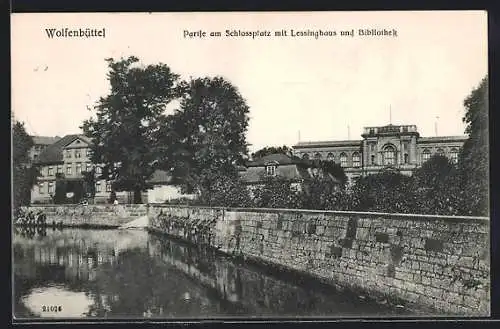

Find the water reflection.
[{"left": 13, "top": 227, "right": 414, "bottom": 319}]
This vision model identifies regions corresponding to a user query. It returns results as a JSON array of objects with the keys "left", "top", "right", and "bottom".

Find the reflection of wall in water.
[
  {"left": 147, "top": 236, "right": 330, "bottom": 312},
  {"left": 148, "top": 238, "right": 242, "bottom": 303},
  {"left": 17, "top": 239, "right": 120, "bottom": 283}
]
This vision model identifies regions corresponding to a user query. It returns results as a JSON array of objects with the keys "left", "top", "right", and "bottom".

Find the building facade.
[
  {"left": 30, "top": 134, "right": 133, "bottom": 204},
  {"left": 292, "top": 124, "right": 467, "bottom": 183}
]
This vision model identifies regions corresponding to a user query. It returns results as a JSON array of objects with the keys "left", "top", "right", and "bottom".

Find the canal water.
[{"left": 13, "top": 227, "right": 417, "bottom": 319}]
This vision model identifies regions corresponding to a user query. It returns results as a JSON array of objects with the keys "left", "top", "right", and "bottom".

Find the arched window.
[
  {"left": 450, "top": 148, "right": 458, "bottom": 164},
  {"left": 302, "top": 153, "right": 309, "bottom": 160},
  {"left": 383, "top": 145, "right": 396, "bottom": 166},
  {"left": 436, "top": 148, "right": 445, "bottom": 157},
  {"left": 326, "top": 153, "right": 334, "bottom": 162},
  {"left": 340, "top": 153, "right": 348, "bottom": 167},
  {"left": 370, "top": 154, "right": 376, "bottom": 165},
  {"left": 314, "top": 152, "right": 322, "bottom": 160},
  {"left": 422, "top": 149, "right": 431, "bottom": 162},
  {"left": 352, "top": 152, "right": 361, "bottom": 167}
]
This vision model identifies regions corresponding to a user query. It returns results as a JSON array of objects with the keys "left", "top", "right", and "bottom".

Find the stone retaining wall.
[
  {"left": 147, "top": 205, "right": 490, "bottom": 316},
  {"left": 23, "top": 204, "right": 148, "bottom": 227}
]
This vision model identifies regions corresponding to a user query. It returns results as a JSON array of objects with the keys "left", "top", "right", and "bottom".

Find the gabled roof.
[{"left": 35, "top": 134, "right": 90, "bottom": 164}]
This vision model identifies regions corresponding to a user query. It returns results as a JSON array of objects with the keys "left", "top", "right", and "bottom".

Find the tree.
[
  {"left": 12, "top": 121, "right": 38, "bottom": 210},
  {"left": 252, "top": 176, "right": 304, "bottom": 209},
  {"left": 198, "top": 173, "right": 252, "bottom": 207},
  {"left": 349, "top": 171, "right": 416, "bottom": 213},
  {"left": 458, "top": 76, "right": 489, "bottom": 216},
  {"left": 413, "top": 154, "right": 463, "bottom": 215},
  {"left": 54, "top": 173, "right": 67, "bottom": 204},
  {"left": 157, "top": 76, "right": 250, "bottom": 198},
  {"left": 82, "top": 170, "right": 96, "bottom": 200},
  {"left": 251, "top": 146, "right": 292, "bottom": 159},
  {"left": 299, "top": 160, "right": 347, "bottom": 210},
  {"left": 81, "top": 56, "right": 182, "bottom": 203}
]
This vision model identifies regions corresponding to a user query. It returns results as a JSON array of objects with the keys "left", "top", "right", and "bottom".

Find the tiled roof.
[
  {"left": 35, "top": 134, "right": 90, "bottom": 164},
  {"left": 31, "top": 135, "right": 62, "bottom": 145},
  {"left": 239, "top": 164, "right": 306, "bottom": 183}
]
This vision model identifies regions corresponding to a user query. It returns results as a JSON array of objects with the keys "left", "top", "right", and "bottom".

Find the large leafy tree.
[
  {"left": 458, "top": 76, "right": 489, "bottom": 216},
  {"left": 81, "top": 56, "right": 182, "bottom": 203},
  {"left": 156, "top": 77, "right": 250, "bottom": 197},
  {"left": 12, "top": 121, "right": 38, "bottom": 210}
]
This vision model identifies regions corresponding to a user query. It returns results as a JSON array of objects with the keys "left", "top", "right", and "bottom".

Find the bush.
[
  {"left": 252, "top": 176, "right": 303, "bottom": 209},
  {"left": 349, "top": 171, "right": 416, "bottom": 214},
  {"left": 302, "top": 177, "right": 344, "bottom": 210},
  {"left": 198, "top": 175, "right": 253, "bottom": 208}
]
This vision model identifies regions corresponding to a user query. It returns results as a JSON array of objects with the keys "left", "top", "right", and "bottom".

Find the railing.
[{"left": 363, "top": 125, "right": 418, "bottom": 135}]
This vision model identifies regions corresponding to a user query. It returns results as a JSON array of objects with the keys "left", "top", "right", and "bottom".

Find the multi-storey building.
[
  {"left": 28, "top": 136, "right": 61, "bottom": 163},
  {"left": 292, "top": 124, "right": 467, "bottom": 183},
  {"left": 30, "top": 134, "right": 136, "bottom": 204}
]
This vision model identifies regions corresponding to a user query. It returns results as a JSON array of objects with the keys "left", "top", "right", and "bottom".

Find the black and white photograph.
[{"left": 11, "top": 11, "right": 489, "bottom": 320}]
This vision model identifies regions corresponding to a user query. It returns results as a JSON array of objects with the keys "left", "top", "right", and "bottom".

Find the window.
[
  {"left": 314, "top": 152, "right": 322, "bottom": 160},
  {"left": 106, "top": 182, "right": 112, "bottom": 192},
  {"left": 57, "top": 165, "right": 63, "bottom": 174},
  {"left": 65, "top": 149, "right": 72, "bottom": 158},
  {"left": 404, "top": 153, "right": 409, "bottom": 164},
  {"left": 450, "top": 148, "right": 458, "bottom": 164},
  {"left": 436, "top": 148, "right": 445, "bottom": 157},
  {"left": 370, "top": 143, "right": 375, "bottom": 152},
  {"left": 369, "top": 128, "right": 375, "bottom": 134},
  {"left": 66, "top": 164, "right": 72, "bottom": 175},
  {"left": 302, "top": 154, "right": 309, "bottom": 160},
  {"left": 96, "top": 166, "right": 102, "bottom": 175},
  {"left": 371, "top": 155, "right": 376, "bottom": 165},
  {"left": 95, "top": 182, "right": 101, "bottom": 192},
  {"left": 76, "top": 163, "right": 82, "bottom": 174},
  {"left": 340, "top": 153, "right": 348, "bottom": 167},
  {"left": 86, "top": 149, "right": 92, "bottom": 157},
  {"left": 86, "top": 163, "right": 93, "bottom": 172},
  {"left": 33, "top": 154, "right": 38, "bottom": 160},
  {"left": 326, "top": 153, "right": 334, "bottom": 162},
  {"left": 48, "top": 182, "right": 55, "bottom": 194},
  {"left": 422, "top": 149, "right": 431, "bottom": 162},
  {"left": 383, "top": 145, "right": 396, "bottom": 166},
  {"left": 38, "top": 183, "right": 45, "bottom": 194},
  {"left": 75, "top": 149, "right": 81, "bottom": 158},
  {"left": 266, "top": 165, "right": 276, "bottom": 176},
  {"left": 352, "top": 152, "right": 361, "bottom": 167},
  {"left": 48, "top": 166, "right": 54, "bottom": 176}
]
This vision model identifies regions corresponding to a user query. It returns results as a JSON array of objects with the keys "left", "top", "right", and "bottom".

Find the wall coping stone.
[{"left": 148, "top": 204, "right": 489, "bottom": 224}]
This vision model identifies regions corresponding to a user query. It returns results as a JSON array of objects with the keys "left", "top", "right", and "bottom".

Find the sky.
[{"left": 11, "top": 11, "right": 487, "bottom": 153}]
